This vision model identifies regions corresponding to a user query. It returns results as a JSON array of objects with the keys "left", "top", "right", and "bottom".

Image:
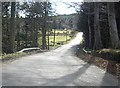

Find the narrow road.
[{"left": 2, "top": 32, "right": 118, "bottom": 86}]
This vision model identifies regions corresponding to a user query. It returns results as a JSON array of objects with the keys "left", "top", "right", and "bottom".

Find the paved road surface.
[{"left": 2, "top": 32, "right": 118, "bottom": 86}]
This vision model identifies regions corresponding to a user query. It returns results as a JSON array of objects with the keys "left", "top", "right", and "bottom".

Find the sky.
[
  {"left": 19, "top": 0, "right": 120, "bottom": 17},
  {"left": 50, "top": 0, "right": 83, "bottom": 15},
  {"left": 19, "top": 0, "right": 83, "bottom": 17},
  {"left": 52, "top": 2, "right": 76, "bottom": 15}
]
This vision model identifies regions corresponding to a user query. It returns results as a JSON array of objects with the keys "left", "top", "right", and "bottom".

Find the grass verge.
[
  {"left": 1, "top": 52, "right": 28, "bottom": 63},
  {"left": 1, "top": 50, "right": 47, "bottom": 64}
]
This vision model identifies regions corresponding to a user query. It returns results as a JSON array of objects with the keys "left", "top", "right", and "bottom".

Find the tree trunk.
[
  {"left": 42, "top": 27, "right": 46, "bottom": 49},
  {"left": 31, "top": 19, "right": 38, "bottom": 47},
  {"left": 47, "top": 29, "right": 49, "bottom": 50},
  {"left": 107, "top": 2, "right": 120, "bottom": 48},
  {"left": 66, "top": 29, "right": 67, "bottom": 43},
  {"left": 42, "top": 2, "right": 47, "bottom": 50},
  {"left": 25, "top": 25, "right": 28, "bottom": 47},
  {"left": 0, "top": 2, "right": 2, "bottom": 54},
  {"left": 53, "top": 29, "right": 55, "bottom": 46},
  {"left": 9, "top": 2, "right": 16, "bottom": 53},
  {"left": 34, "top": 28, "right": 38, "bottom": 47},
  {"left": 93, "top": 2, "right": 103, "bottom": 50},
  {"left": 16, "top": 17, "right": 20, "bottom": 50},
  {"left": 87, "top": 9, "right": 92, "bottom": 49}
]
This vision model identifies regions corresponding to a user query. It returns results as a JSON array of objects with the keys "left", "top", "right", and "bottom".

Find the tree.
[
  {"left": 87, "top": 8, "right": 92, "bottom": 48},
  {"left": 115, "top": 2, "right": 120, "bottom": 39},
  {"left": 93, "top": 2, "right": 103, "bottom": 49},
  {"left": 15, "top": 2, "right": 21, "bottom": 50},
  {"left": 2, "top": 2, "right": 11, "bottom": 53},
  {"left": 41, "top": 2, "right": 52, "bottom": 49},
  {"left": 16, "top": 15, "right": 20, "bottom": 50},
  {"left": 8, "top": 2, "right": 16, "bottom": 53},
  {"left": 86, "top": 3, "right": 94, "bottom": 49},
  {"left": 77, "top": 2, "right": 94, "bottom": 49},
  {"left": 42, "top": 2, "right": 47, "bottom": 49},
  {"left": 20, "top": 2, "right": 52, "bottom": 49},
  {"left": 76, "top": 2, "right": 120, "bottom": 50},
  {"left": 2, "top": 1, "right": 53, "bottom": 53},
  {"left": 0, "top": 1, "right": 2, "bottom": 54},
  {"left": 107, "top": 2, "right": 120, "bottom": 48}
]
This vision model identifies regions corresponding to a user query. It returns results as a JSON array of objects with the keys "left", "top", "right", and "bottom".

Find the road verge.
[{"left": 76, "top": 46, "right": 120, "bottom": 79}]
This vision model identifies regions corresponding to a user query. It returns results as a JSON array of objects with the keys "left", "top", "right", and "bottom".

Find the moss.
[
  {"left": 97, "top": 49, "right": 120, "bottom": 54},
  {"left": 95, "top": 49, "right": 120, "bottom": 62}
]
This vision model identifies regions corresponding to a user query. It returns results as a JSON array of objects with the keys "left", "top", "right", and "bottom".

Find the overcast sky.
[
  {"left": 51, "top": 0, "right": 83, "bottom": 15},
  {"left": 19, "top": 0, "right": 83, "bottom": 17},
  {"left": 51, "top": 2, "right": 76, "bottom": 15}
]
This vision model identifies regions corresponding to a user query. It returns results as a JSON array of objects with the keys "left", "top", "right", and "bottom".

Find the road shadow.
[
  {"left": 42, "top": 63, "right": 91, "bottom": 86},
  {"left": 100, "top": 72, "right": 119, "bottom": 87},
  {"left": 100, "top": 61, "right": 119, "bottom": 87},
  {"left": 76, "top": 46, "right": 119, "bottom": 87}
]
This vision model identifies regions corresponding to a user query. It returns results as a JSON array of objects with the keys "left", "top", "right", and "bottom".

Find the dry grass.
[{"left": 1, "top": 52, "right": 27, "bottom": 62}]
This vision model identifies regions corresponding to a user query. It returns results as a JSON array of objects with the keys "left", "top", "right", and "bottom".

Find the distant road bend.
[{"left": 2, "top": 32, "right": 118, "bottom": 86}]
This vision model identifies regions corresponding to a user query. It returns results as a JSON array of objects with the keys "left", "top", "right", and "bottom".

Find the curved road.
[{"left": 2, "top": 32, "right": 118, "bottom": 86}]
